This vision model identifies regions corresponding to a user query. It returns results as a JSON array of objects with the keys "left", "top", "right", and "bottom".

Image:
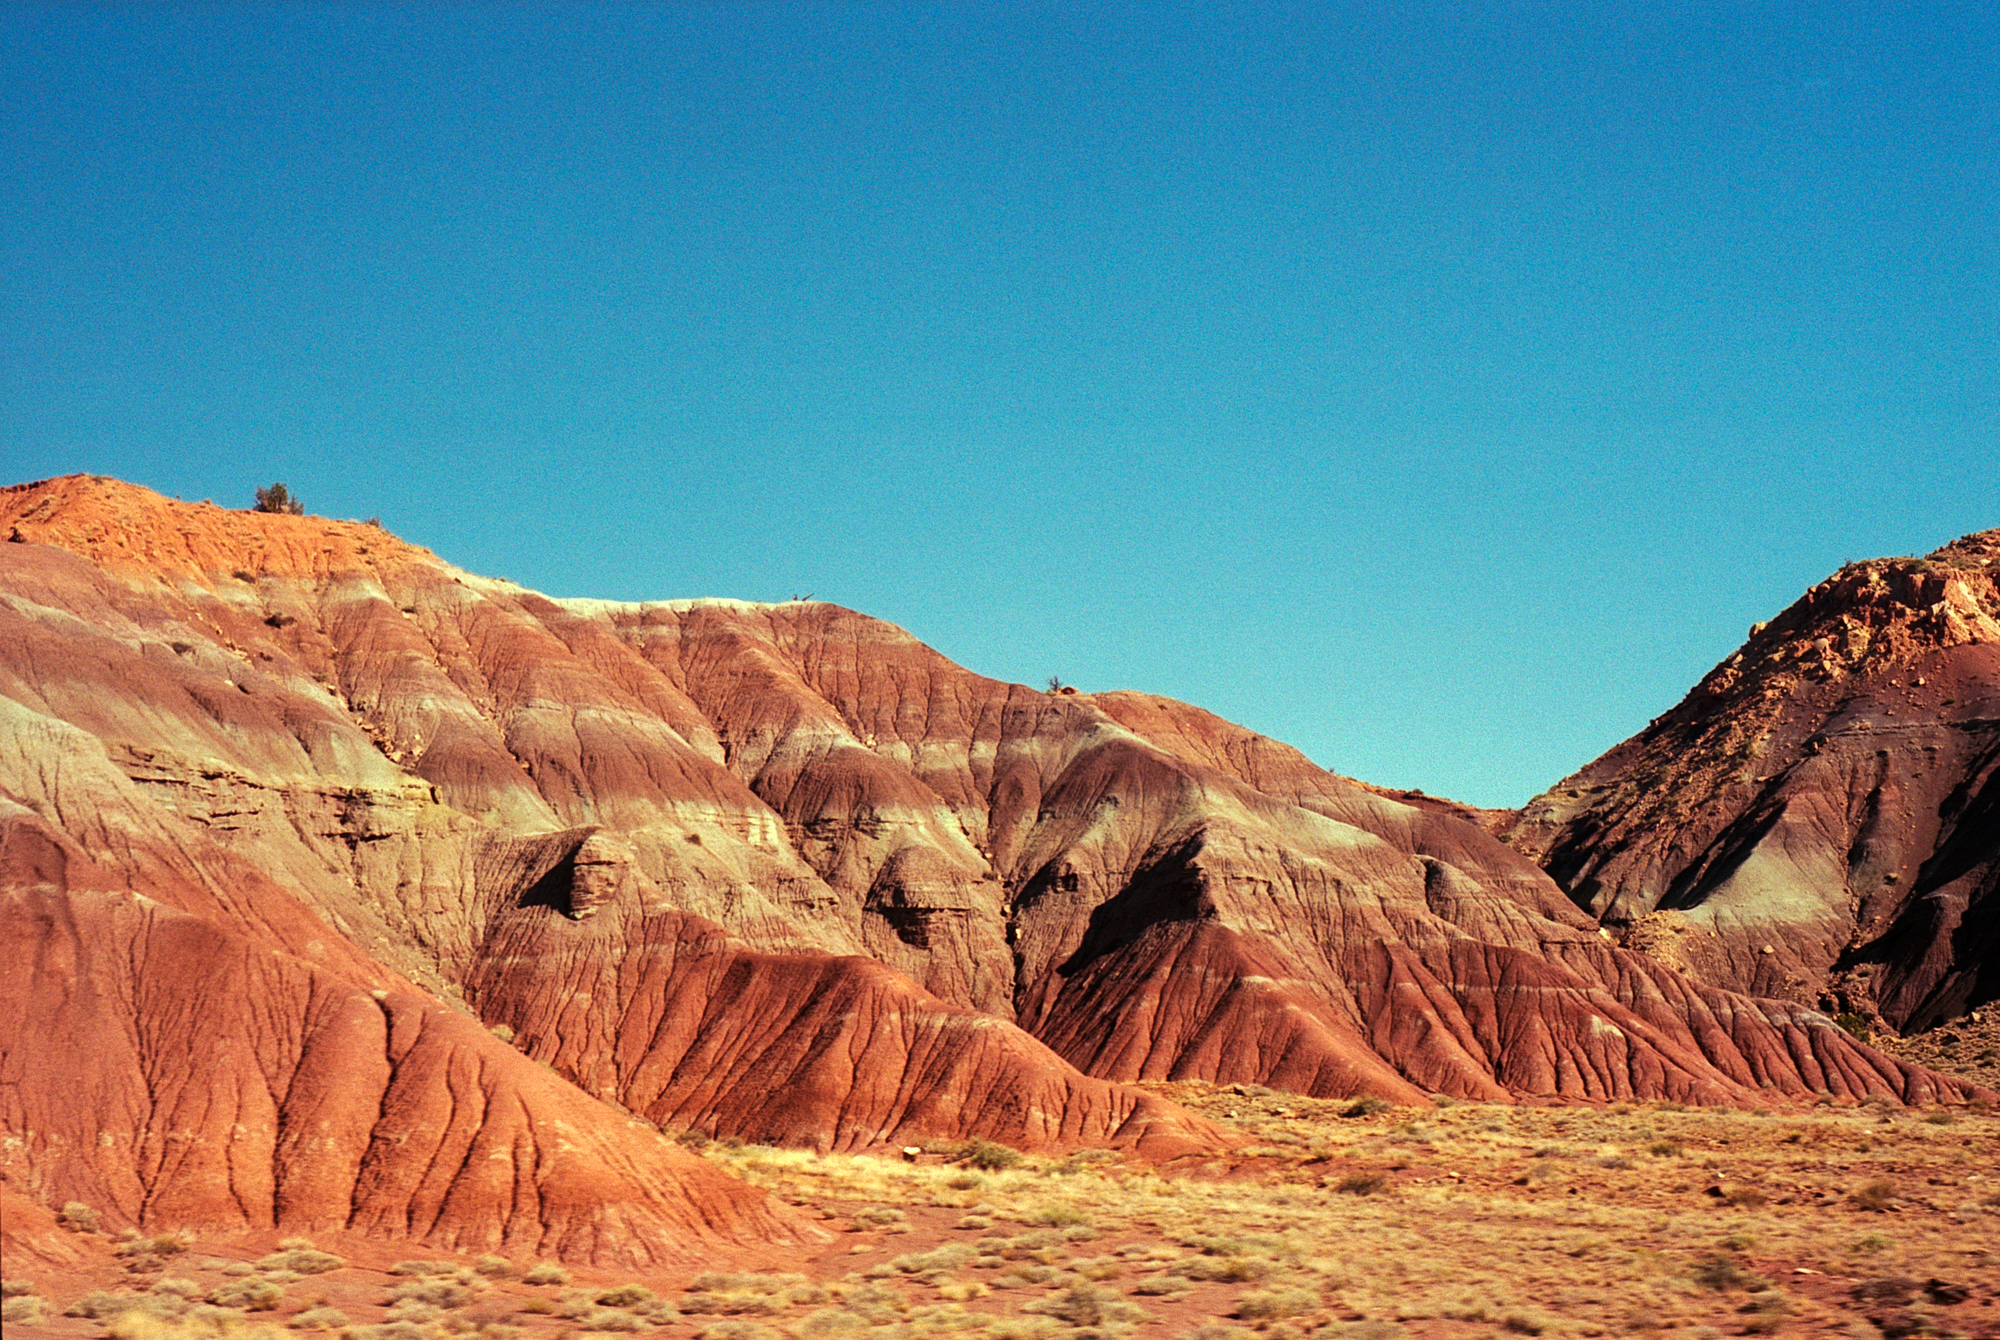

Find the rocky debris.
[
  {"left": 1508, "top": 530, "right": 2000, "bottom": 1032},
  {"left": 1867, "top": 1009, "right": 2000, "bottom": 1092}
]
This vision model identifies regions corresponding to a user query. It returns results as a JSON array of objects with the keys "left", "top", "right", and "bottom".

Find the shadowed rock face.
[
  {"left": 1508, "top": 531, "right": 2000, "bottom": 1033},
  {"left": 0, "top": 476, "right": 1984, "bottom": 1251}
]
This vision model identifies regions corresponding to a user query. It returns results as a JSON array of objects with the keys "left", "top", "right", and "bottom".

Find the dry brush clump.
[
  {"left": 2, "top": 1288, "right": 49, "bottom": 1328},
  {"left": 254, "top": 1242, "right": 345, "bottom": 1275},
  {"left": 682, "top": 1273, "right": 828, "bottom": 1317}
]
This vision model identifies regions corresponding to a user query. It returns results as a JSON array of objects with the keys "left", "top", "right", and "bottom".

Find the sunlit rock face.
[
  {"left": 1509, "top": 529, "right": 2000, "bottom": 1034},
  {"left": 0, "top": 476, "right": 1982, "bottom": 1254}
]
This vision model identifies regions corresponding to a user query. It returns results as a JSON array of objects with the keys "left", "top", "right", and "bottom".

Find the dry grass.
[
  {"left": 21, "top": 1086, "right": 1999, "bottom": 1340},
  {"left": 693, "top": 1085, "right": 2000, "bottom": 1339}
]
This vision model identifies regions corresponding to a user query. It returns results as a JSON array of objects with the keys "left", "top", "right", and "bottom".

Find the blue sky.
[{"left": 4, "top": 3, "right": 1995, "bottom": 807}]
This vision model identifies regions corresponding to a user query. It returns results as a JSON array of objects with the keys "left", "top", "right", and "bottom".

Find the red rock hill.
[
  {"left": 1508, "top": 530, "right": 2000, "bottom": 1033},
  {"left": 1, "top": 477, "right": 1982, "bottom": 1257}
]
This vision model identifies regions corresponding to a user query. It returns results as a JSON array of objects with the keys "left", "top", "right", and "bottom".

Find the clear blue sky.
[{"left": 4, "top": 3, "right": 1995, "bottom": 807}]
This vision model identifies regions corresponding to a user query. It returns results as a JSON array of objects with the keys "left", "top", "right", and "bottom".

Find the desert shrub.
[
  {"left": 2, "top": 1279, "right": 37, "bottom": 1297},
  {"left": 1851, "top": 1180, "right": 1900, "bottom": 1212},
  {"left": 958, "top": 1214, "right": 994, "bottom": 1230},
  {"left": 385, "top": 1279, "right": 467, "bottom": 1308},
  {"left": 1722, "top": 1185, "right": 1769, "bottom": 1208},
  {"left": 288, "top": 1307, "right": 349, "bottom": 1330},
  {"left": 872, "top": 1244, "right": 973, "bottom": 1281},
  {"left": 682, "top": 1273, "right": 824, "bottom": 1314},
  {"left": 388, "top": 1259, "right": 455, "bottom": 1276},
  {"left": 596, "top": 1284, "right": 657, "bottom": 1308},
  {"left": 1026, "top": 1203, "right": 1089, "bottom": 1228},
  {"left": 558, "top": 1293, "right": 612, "bottom": 1324},
  {"left": 695, "top": 1324, "right": 788, "bottom": 1340},
  {"left": 1055, "top": 1147, "right": 1122, "bottom": 1172},
  {"left": 1334, "top": 1172, "right": 1388, "bottom": 1195},
  {"left": 1691, "top": 1254, "right": 1762, "bottom": 1291},
  {"left": 209, "top": 1277, "right": 284, "bottom": 1310},
  {"left": 946, "top": 1172, "right": 985, "bottom": 1191},
  {"left": 67, "top": 1290, "right": 148, "bottom": 1319},
  {"left": 1739, "top": 1292, "right": 1792, "bottom": 1334},
  {"left": 1647, "top": 1140, "right": 1682, "bottom": 1157},
  {"left": 793, "top": 1308, "right": 870, "bottom": 1339},
  {"left": 1500, "top": 1311, "right": 1555, "bottom": 1335},
  {"left": 973, "top": 1230, "right": 1066, "bottom": 1261},
  {"left": 1181, "top": 1235, "right": 1244, "bottom": 1256},
  {"left": 253, "top": 483, "right": 305, "bottom": 515},
  {"left": 1129, "top": 1276, "right": 1190, "bottom": 1297},
  {"left": 256, "top": 1248, "right": 344, "bottom": 1275},
  {"left": 852, "top": 1206, "right": 909, "bottom": 1227},
  {"left": 1341, "top": 1096, "right": 1391, "bottom": 1118},
  {"left": 1834, "top": 1012, "right": 1872, "bottom": 1040},
  {"left": 991, "top": 1263, "right": 1064, "bottom": 1289},
  {"left": 936, "top": 1280, "right": 989, "bottom": 1302},
  {"left": 118, "top": 1233, "right": 189, "bottom": 1259},
  {"left": 1211, "top": 1256, "right": 1272, "bottom": 1284},
  {"left": 3, "top": 1296, "right": 49, "bottom": 1326},
  {"left": 576, "top": 1307, "right": 647, "bottom": 1331},
  {"left": 521, "top": 1262, "right": 568, "bottom": 1286},
  {"left": 1236, "top": 1287, "right": 1319, "bottom": 1320},
  {"left": 59, "top": 1200, "right": 102, "bottom": 1232},
  {"left": 956, "top": 1138, "right": 1023, "bottom": 1171},
  {"left": 474, "top": 1254, "right": 515, "bottom": 1278},
  {"left": 1922, "top": 1111, "right": 1957, "bottom": 1126},
  {"left": 152, "top": 1278, "right": 206, "bottom": 1300},
  {"left": 385, "top": 1300, "right": 442, "bottom": 1324},
  {"left": 104, "top": 1315, "right": 279, "bottom": 1340},
  {"left": 1022, "top": 1280, "right": 1145, "bottom": 1328},
  {"left": 1068, "top": 1255, "right": 1120, "bottom": 1281},
  {"left": 1170, "top": 1255, "right": 1269, "bottom": 1284}
]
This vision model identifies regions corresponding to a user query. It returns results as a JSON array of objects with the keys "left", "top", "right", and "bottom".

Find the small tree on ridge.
[{"left": 253, "top": 482, "right": 305, "bottom": 515}]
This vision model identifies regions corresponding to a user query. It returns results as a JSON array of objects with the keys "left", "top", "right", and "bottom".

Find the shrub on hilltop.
[{"left": 252, "top": 483, "right": 305, "bottom": 515}]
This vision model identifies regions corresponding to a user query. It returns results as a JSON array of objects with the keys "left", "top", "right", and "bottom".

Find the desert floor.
[{"left": 7, "top": 1082, "right": 1997, "bottom": 1340}]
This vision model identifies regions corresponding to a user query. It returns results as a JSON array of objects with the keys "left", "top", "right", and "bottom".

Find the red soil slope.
[
  {"left": 1508, "top": 530, "right": 2000, "bottom": 1033},
  {"left": 0, "top": 803, "right": 809, "bottom": 1267}
]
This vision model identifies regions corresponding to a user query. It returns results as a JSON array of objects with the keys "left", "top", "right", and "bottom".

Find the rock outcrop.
[
  {"left": 1, "top": 476, "right": 1983, "bottom": 1255},
  {"left": 1509, "top": 530, "right": 2000, "bottom": 1033}
]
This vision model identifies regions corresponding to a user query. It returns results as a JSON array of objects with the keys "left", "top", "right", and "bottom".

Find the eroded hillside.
[
  {"left": 1510, "top": 530, "right": 2000, "bottom": 1033},
  {"left": 1, "top": 475, "right": 1984, "bottom": 1263}
]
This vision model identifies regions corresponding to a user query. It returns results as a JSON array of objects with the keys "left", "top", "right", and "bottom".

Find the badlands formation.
[
  {"left": 0, "top": 475, "right": 1988, "bottom": 1267},
  {"left": 1510, "top": 529, "right": 2000, "bottom": 1034}
]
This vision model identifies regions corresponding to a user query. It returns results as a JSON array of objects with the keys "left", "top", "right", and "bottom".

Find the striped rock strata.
[
  {"left": 0, "top": 476, "right": 1982, "bottom": 1255},
  {"left": 1509, "top": 530, "right": 2000, "bottom": 1033}
]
